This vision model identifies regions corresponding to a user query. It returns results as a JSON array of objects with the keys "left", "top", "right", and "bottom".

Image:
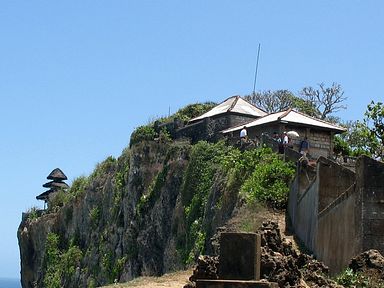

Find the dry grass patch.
[{"left": 98, "top": 269, "right": 192, "bottom": 288}]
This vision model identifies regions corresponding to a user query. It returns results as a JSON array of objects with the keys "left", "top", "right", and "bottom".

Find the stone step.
[{"left": 195, "top": 279, "right": 279, "bottom": 288}]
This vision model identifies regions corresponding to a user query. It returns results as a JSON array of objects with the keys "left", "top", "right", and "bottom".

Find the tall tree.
[{"left": 300, "top": 82, "right": 347, "bottom": 120}]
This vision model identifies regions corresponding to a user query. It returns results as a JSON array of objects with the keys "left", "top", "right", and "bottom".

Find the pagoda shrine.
[{"left": 36, "top": 168, "right": 69, "bottom": 209}]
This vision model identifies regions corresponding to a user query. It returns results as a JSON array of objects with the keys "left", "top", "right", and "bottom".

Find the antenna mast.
[{"left": 252, "top": 43, "right": 261, "bottom": 94}]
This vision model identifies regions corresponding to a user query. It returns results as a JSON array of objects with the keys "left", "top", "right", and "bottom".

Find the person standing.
[
  {"left": 300, "top": 137, "right": 310, "bottom": 155},
  {"left": 240, "top": 126, "right": 247, "bottom": 139},
  {"left": 282, "top": 132, "right": 289, "bottom": 146}
]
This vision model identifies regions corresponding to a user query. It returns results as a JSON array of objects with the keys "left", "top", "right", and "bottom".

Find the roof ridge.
[
  {"left": 290, "top": 109, "right": 346, "bottom": 130},
  {"left": 277, "top": 108, "right": 292, "bottom": 120},
  {"left": 241, "top": 96, "right": 269, "bottom": 114},
  {"left": 227, "top": 96, "right": 240, "bottom": 112}
]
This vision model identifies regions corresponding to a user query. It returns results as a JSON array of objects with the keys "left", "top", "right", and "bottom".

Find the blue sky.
[{"left": 1, "top": 1, "right": 383, "bottom": 279}]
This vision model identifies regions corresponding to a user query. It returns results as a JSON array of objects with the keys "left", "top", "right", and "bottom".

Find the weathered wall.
[
  {"left": 289, "top": 155, "right": 384, "bottom": 275},
  {"left": 227, "top": 114, "right": 257, "bottom": 128},
  {"left": 317, "top": 157, "right": 355, "bottom": 212},
  {"left": 307, "top": 130, "right": 332, "bottom": 159},
  {"left": 289, "top": 169, "right": 319, "bottom": 252},
  {"left": 315, "top": 186, "right": 360, "bottom": 274},
  {"left": 358, "top": 156, "right": 384, "bottom": 253},
  {"left": 178, "top": 114, "right": 257, "bottom": 143},
  {"left": 245, "top": 125, "right": 333, "bottom": 159}
]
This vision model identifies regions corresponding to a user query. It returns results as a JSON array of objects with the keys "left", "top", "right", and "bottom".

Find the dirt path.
[{"left": 99, "top": 269, "right": 192, "bottom": 288}]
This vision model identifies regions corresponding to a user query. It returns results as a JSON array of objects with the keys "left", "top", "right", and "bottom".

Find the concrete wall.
[
  {"left": 293, "top": 175, "right": 319, "bottom": 252},
  {"left": 317, "top": 157, "right": 356, "bottom": 212},
  {"left": 289, "top": 155, "right": 384, "bottom": 275},
  {"left": 358, "top": 156, "right": 384, "bottom": 253},
  {"left": 288, "top": 157, "right": 359, "bottom": 274},
  {"left": 315, "top": 186, "right": 360, "bottom": 274}
]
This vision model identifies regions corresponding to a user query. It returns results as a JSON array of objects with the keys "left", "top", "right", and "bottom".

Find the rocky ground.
[
  {"left": 185, "top": 221, "right": 342, "bottom": 288},
  {"left": 100, "top": 212, "right": 384, "bottom": 288}
]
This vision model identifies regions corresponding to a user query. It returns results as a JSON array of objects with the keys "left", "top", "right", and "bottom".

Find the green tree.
[
  {"left": 364, "top": 101, "right": 384, "bottom": 159},
  {"left": 335, "top": 120, "right": 373, "bottom": 157}
]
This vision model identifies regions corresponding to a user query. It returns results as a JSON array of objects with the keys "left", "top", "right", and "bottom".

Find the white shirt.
[{"left": 240, "top": 128, "right": 247, "bottom": 138}]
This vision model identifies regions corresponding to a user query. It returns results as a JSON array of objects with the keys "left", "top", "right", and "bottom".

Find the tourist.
[
  {"left": 240, "top": 126, "right": 247, "bottom": 139},
  {"left": 300, "top": 137, "right": 309, "bottom": 155}
]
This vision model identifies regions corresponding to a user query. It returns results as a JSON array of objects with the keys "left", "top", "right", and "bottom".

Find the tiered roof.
[{"left": 36, "top": 168, "right": 68, "bottom": 203}]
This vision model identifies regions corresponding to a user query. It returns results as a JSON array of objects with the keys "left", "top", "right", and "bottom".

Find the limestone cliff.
[{"left": 18, "top": 139, "right": 240, "bottom": 288}]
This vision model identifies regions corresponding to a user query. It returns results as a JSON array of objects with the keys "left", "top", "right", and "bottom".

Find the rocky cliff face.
[{"left": 18, "top": 139, "right": 239, "bottom": 288}]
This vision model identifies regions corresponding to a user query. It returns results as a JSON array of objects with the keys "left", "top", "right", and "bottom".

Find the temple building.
[{"left": 36, "top": 168, "right": 69, "bottom": 208}]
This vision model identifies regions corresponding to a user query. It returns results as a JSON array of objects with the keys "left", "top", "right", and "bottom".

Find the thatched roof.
[
  {"left": 36, "top": 189, "right": 55, "bottom": 201},
  {"left": 42, "top": 181, "right": 69, "bottom": 189},
  {"left": 47, "top": 168, "right": 67, "bottom": 180}
]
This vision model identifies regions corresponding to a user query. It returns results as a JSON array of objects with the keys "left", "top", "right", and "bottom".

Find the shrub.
[
  {"left": 26, "top": 206, "right": 40, "bottom": 220},
  {"left": 130, "top": 125, "right": 156, "bottom": 147},
  {"left": 240, "top": 153, "right": 295, "bottom": 209},
  {"left": 336, "top": 268, "right": 369, "bottom": 287},
  {"left": 43, "top": 233, "right": 61, "bottom": 288},
  {"left": 43, "top": 233, "right": 83, "bottom": 288},
  {"left": 89, "top": 156, "right": 117, "bottom": 181},
  {"left": 48, "top": 189, "right": 70, "bottom": 211},
  {"left": 89, "top": 207, "right": 100, "bottom": 227},
  {"left": 69, "top": 175, "right": 89, "bottom": 198},
  {"left": 173, "top": 102, "right": 216, "bottom": 122}
]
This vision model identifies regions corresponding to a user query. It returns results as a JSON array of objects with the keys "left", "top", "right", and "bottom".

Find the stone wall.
[
  {"left": 308, "top": 130, "right": 333, "bottom": 159},
  {"left": 240, "top": 125, "right": 333, "bottom": 159},
  {"left": 228, "top": 114, "right": 258, "bottom": 128},
  {"left": 317, "top": 157, "right": 355, "bottom": 212},
  {"left": 358, "top": 156, "right": 384, "bottom": 253},
  {"left": 288, "top": 155, "right": 384, "bottom": 274},
  {"left": 177, "top": 114, "right": 257, "bottom": 143},
  {"left": 289, "top": 170, "right": 319, "bottom": 252},
  {"left": 316, "top": 185, "right": 360, "bottom": 274}
]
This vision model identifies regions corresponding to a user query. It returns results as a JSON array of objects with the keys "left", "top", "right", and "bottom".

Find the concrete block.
[{"left": 219, "top": 232, "right": 261, "bottom": 280}]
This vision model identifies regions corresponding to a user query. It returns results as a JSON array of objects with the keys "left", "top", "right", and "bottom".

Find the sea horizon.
[{"left": 0, "top": 277, "right": 21, "bottom": 288}]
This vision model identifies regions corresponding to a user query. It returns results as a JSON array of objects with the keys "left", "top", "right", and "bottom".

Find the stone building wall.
[
  {"left": 227, "top": 114, "right": 258, "bottom": 128},
  {"left": 239, "top": 125, "right": 334, "bottom": 158},
  {"left": 176, "top": 113, "right": 258, "bottom": 143}
]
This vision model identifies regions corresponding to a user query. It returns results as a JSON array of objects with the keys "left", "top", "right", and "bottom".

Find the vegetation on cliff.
[{"left": 18, "top": 102, "right": 295, "bottom": 288}]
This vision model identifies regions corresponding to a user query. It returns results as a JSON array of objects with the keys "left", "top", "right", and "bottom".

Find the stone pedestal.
[{"left": 218, "top": 232, "right": 261, "bottom": 280}]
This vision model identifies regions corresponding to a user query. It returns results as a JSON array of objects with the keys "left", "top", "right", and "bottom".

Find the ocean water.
[{"left": 0, "top": 278, "right": 21, "bottom": 288}]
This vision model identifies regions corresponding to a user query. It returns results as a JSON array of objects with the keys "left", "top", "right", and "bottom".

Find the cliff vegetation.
[{"left": 18, "top": 103, "right": 294, "bottom": 288}]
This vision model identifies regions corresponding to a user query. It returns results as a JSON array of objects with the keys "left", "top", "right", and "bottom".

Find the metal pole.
[{"left": 253, "top": 43, "right": 261, "bottom": 94}]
